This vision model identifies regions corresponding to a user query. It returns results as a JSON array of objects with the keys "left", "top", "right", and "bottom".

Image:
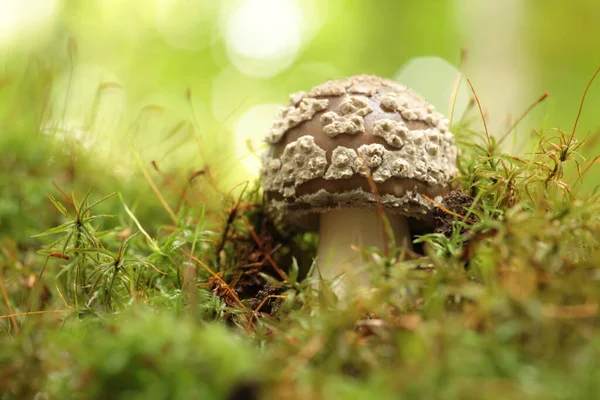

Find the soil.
[
  {"left": 226, "top": 380, "right": 261, "bottom": 400},
  {"left": 433, "top": 189, "right": 475, "bottom": 237},
  {"left": 245, "top": 282, "right": 287, "bottom": 315}
]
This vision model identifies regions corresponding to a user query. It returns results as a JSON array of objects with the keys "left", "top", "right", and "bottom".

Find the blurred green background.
[{"left": 2, "top": 0, "right": 600, "bottom": 211}]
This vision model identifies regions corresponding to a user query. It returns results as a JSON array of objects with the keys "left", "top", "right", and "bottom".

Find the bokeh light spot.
[
  {"left": 224, "top": 0, "right": 303, "bottom": 77},
  {"left": 234, "top": 104, "right": 280, "bottom": 178},
  {"left": 395, "top": 57, "right": 471, "bottom": 123},
  {"left": 0, "top": 0, "right": 58, "bottom": 46}
]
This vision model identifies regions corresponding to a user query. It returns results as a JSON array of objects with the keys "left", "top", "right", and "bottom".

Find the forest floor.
[{"left": 2, "top": 64, "right": 600, "bottom": 400}]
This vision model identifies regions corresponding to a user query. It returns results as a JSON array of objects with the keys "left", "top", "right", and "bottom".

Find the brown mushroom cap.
[{"left": 261, "top": 75, "right": 458, "bottom": 229}]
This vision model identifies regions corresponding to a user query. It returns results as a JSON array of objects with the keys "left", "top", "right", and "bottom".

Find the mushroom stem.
[{"left": 316, "top": 208, "right": 412, "bottom": 291}]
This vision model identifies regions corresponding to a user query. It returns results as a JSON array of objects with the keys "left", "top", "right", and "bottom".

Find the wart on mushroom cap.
[{"left": 260, "top": 74, "right": 459, "bottom": 290}]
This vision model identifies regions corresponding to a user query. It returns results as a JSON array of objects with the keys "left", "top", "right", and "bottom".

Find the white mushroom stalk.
[
  {"left": 317, "top": 208, "right": 411, "bottom": 289},
  {"left": 260, "top": 75, "right": 458, "bottom": 293}
]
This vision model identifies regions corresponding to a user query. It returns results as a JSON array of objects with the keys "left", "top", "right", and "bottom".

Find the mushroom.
[{"left": 261, "top": 75, "right": 458, "bottom": 291}]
